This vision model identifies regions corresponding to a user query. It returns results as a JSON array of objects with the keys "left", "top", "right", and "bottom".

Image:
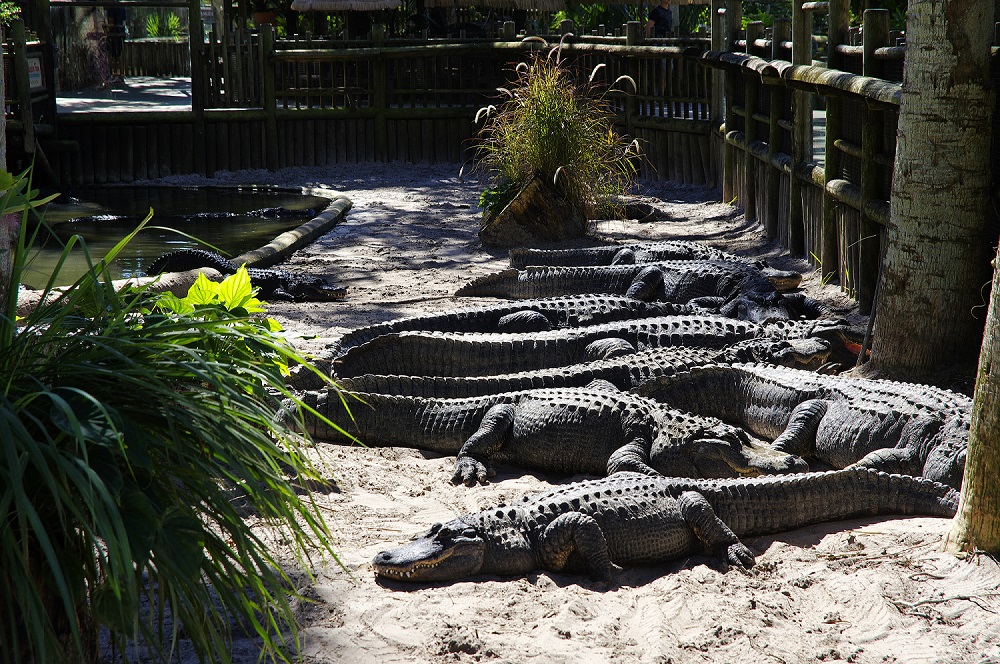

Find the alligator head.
[
  {"left": 760, "top": 266, "right": 803, "bottom": 292},
  {"left": 687, "top": 435, "right": 810, "bottom": 477},
  {"left": 373, "top": 518, "right": 487, "bottom": 582}
]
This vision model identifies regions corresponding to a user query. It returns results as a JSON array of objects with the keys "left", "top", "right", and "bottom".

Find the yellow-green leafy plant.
[
  {"left": 474, "top": 39, "right": 641, "bottom": 220},
  {"left": 1, "top": 168, "right": 346, "bottom": 663}
]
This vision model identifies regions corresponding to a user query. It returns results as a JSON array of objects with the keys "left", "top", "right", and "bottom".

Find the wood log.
[{"left": 478, "top": 174, "right": 587, "bottom": 247}]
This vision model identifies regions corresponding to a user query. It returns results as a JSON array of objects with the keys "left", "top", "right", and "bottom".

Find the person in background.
[
  {"left": 106, "top": 5, "right": 127, "bottom": 85},
  {"left": 645, "top": 0, "right": 673, "bottom": 38}
]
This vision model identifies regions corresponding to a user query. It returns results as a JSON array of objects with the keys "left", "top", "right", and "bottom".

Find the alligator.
[
  {"left": 328, "top": 295, "right": 702, "bottom": 360},
  {"left": 372, "top": 468, "right": 959, "bottom": 582},
  {"left": 332, "top": 316, "right": 849, "bottom": 379},
  {"left": 456, "top": 260, "right": 803, "bottom": 301},
  {"left": 339, "top": 338, "right": 833, "bottom": 399},
  {"left": 147, "top": 248, "right": 347, "bottom": 302},
  {"left": 635, "top": 363, "right": 972, "bottom": 489},
  {"left": 508, "top": 240, "right": 755, "bottom": 269},
  {"left": 293, "top": 385, "right": 808, "bottom": 485}
]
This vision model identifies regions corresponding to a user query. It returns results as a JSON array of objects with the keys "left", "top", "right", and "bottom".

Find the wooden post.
[
  {"left": 560, "top": 19, "right": 575, "bottom": 36},
  {"left": 261, "top": 25, "right": 279, "bottom": 171},
  {"left": 502, "top": 21, "right": 516, "bottom": 40},
  {"left": 765, "top": 18, "right": 790, "bottom": 239},
  {"left": 788, "top": 0, "right": 813, "bottom": 255},
  {"left": 857, "top": 8, "right": 891, "bottom": 313},
  {"left": 373, "top": 40, "right": 388, "bottom": 161},
  {"left": 189, "top": 0, "right": 206, "bottom": 175},
  {"left": 625, "top": 22, "right": 642, "bottom": 143},
  {"left": 821, "top": 94, "right": 840, "bottom": 282},
  {"left": 772, "top": 18, "right": 790, "bottom": 61},
  {"left": 11, "top": 20, "right": 35, "bottom": 155},
  {"left": 743, "top": 22, "right": 764, "bottom": 221},
  {"left": 826, "top": 0, "right": 850, "bottom": 71},
  {"left": 710, "top": 0, "right": 725, "bottom": 124}
]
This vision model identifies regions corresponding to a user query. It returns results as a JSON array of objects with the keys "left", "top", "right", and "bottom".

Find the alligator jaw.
[
  {"left": 692, "top": 437, "right": 810, "bottom": 477},
  {"left": 373, "top": 519, "right": 487, "bottom": 582}
]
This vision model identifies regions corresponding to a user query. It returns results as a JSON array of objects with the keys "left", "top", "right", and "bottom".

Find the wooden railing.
[{"left": 703, "top": 4, "right": 904, "bottom": 313}]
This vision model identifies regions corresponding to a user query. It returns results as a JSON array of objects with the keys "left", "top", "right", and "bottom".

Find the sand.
[{"left": 143, "top": 163, "right": 1000, "bottom": 664}]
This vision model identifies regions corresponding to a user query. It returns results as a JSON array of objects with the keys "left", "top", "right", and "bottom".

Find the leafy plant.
[
  {"left": 1, "top": 169, "right": 345, "bottom": 663},
  {"left": 145, "top": 13, "right": 161, "bottom": 37},
  {"left": 474, "top": 41, "right": 641, "bottom": 219},
  {"left": 0, "top": 0, "right": 19, "bottom": 25}
]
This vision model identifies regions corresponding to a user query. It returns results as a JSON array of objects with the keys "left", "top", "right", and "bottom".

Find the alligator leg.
[
  {"left": 538, "top": 512, "right": 622, "bottom": 580},
  {"left": 847, "top": 447, "right": 922, "bottom": 476},
  {"left": 497, "top": 310, "right": 552, "bottom": 332},
  {"left": 625, "top": 265, "right": 664, "bottom": 301},
  {"left": 611, "top": 247, "right": 637, "bottom": 265},
  {"left": 452, "top": 403, "right": 516, "bottom": 486},
  {"left": 606, "top": 437, "right": 660, "bottom": 476},
  {"left": 584, "top": 338, "right": 637, "bottom": 360},
  {"left": 769, "top": 399, "right": 829, "bottom": 457},
  {"left": 677, "top": 491, "right": 755, "bottom": 570}
]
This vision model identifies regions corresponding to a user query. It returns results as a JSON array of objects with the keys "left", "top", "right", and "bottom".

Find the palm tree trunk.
[
  {"left": 942, "top": 243, "right": 1000, "bottom": 554},
  {"left": 866, "top": 0, "right": 994, "bottom": 379}
]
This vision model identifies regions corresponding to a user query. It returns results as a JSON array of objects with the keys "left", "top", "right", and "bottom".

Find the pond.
[{"left": 22, "top": 186, "right": 331, "bottom": 289}]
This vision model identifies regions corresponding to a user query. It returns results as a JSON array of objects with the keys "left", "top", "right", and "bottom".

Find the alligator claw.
[
  {"left": 452, "top": 457, "right": 491, "bottom": 487},
  {"left": 725, "top": 542, "right": 756, "bottom": 572}
]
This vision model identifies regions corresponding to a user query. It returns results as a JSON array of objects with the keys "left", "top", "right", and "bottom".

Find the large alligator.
[
  {"left": 372, "top": 468, "right": 959, "bottom": 582},
  {"left": 508, "top": 240, "right": 754, "bottom": 269},
  {"left": 328, "top": 295, "right": 701, "bottom": 360},
  {"left": 340, "top": 338, "right": 833, "bottom": 398},
  {"left": 456, "top": 260, "right": 802, "bottom": 301},
  {"left": 294, "top": 385, "right": 808, "bottom": 485},
  {"left": 147, "top": 248, "right": 347, "bottom": 302},
  {"left": 332, "top": 316, "right": 849, "bottom": 379},
  {"left": 635, "top": 363, "right": 971, "bottom": 488}
]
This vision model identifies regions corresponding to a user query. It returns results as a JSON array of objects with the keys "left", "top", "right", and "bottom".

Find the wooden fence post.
[
  {"left": 189, "top": 0, "right": 206, "bottom": 175},
  {"left": 743, "top": 22, "right": 764, "bottom": 221},
  {"left": 261, "top": 25, "right": 279, "bottom": 171},
  {"left": 765, "top": 18, "right": 790, "bottom": 240},
  {"left": 625, "top": 21, "right": 641, "bottom": 144},
  {"left": 788, "top": 0, "right": 812, "bottom": 256},
  {"left": 373, "top": 34, "right": 388, "bottom": 161},
  {"left": 11, "top": 20, "right": 35, "bottom": 155},
  {"left": 857, "top": 8, "right": 891, "bottom": 313}
]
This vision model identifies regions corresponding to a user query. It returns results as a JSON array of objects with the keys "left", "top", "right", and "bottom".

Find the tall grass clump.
[
  {"left": 475, "top": 40, "right": 641, "bottom": 220},
  {"left": 0, "top": 169, "right": 345, "bottom": 663}
]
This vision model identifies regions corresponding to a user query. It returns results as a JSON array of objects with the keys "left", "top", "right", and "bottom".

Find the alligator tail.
[
  {"left": 456, "top": 269, "right": 522, "bottom": 298},
  {"left": 672, "top": 468, "right": 959, "bottom": 537}
]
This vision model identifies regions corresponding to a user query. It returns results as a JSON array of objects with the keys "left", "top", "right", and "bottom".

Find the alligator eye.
[{"left": 460, "top": 528, "right": 478, "bottom": 539}]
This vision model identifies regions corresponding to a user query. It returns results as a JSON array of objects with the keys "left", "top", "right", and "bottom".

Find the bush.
[
  {"left": 474, "top": 40, "right": 641, "bottom": 219},
  {"left": 0, "top": 169, "right": 344, "bottom": 663}
]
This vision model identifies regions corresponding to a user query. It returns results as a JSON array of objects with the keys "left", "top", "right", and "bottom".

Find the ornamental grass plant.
[
  {"left": 475, "top": 38, "right": 641, "bottom": 220},
  {"left": 0, "top": 169, "right": 345, "bottom": 663}
]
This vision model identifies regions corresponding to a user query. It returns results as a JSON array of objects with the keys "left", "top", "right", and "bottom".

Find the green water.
[{"left": 21, "top": 186, "right": 331, "bottom": 289}]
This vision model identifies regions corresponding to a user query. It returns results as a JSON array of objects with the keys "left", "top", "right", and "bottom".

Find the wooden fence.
[
  {"left": 44, "top": 28, "right": 713, "bottom": 186},
  {"left": 9, "top": 5, "right": 1000, "bottom": 310},
  {"left": 703, "top": 2, "right": 905, "bottom": 313}
]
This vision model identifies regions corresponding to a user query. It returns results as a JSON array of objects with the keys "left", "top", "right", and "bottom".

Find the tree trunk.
[
  {"left": 865, "top": 0, "right": 994, "bottom": 379},
  {"left": 942, "top": 245, "right": 1000, "bottom": 554}
]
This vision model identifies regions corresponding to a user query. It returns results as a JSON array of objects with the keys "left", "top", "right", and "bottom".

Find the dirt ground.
[{"left": 152, "top": 163, "right": 1000, "bottom": 664}]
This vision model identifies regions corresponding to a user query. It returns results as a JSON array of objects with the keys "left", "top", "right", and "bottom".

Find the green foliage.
[
  {"left": 144, "top": 12, "right": 183, "bottom": 38},
  {"left": 0, "top": 1, "right": 19, "bottom": 25},
  {"left": 1, "top": 169, "right": 344, "bottom": 663},
  {"left": 549, "top": 3, "right": 640, "bottom": 34},
  {"left": 474, "top": 45, "right": 641, "bottom": 219},
  {"left": 741, "top": 2, "right": 791, "bottom": 29}
]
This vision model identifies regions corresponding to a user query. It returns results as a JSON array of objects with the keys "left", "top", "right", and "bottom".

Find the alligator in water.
[
  {"left": 372, "top": 468, "right": 959, "bottom": 582},
  {"left": 332, "top": 315, "right": 850, "bottom": 379},
  {"left": 147, "top": 248, "right": 347, "bottom": 302},
  {"left": 293, "top": 385, "right": 808, "bottom": 485},
  {"left": 328, "top": 295, "right": 703, "bottom": 360},
  {"left": 635, "top": 363, "right": 971, "bottom": 489},
  {"left": 339, "top": 338, "right": 833, "bottom": 398},
  {"left": 508, "top": 240, "right": 756, "bottom": 269}
]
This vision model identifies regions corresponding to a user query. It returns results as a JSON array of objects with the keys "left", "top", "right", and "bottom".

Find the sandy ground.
[{"left": 143, "top": 163, "right": 1000, "bottom": 664}]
